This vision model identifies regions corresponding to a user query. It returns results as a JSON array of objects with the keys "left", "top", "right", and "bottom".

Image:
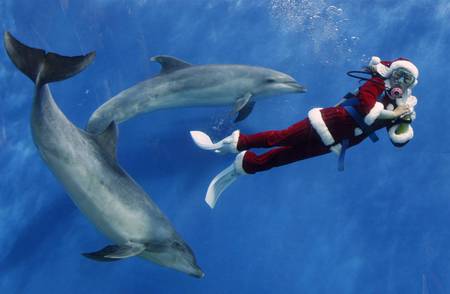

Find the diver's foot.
[
  {"left": 190, "top": 130, "right": 240, "bottom": 154},
  {"left": 205, "top": 151, "right": 247, "bottom": 208}
]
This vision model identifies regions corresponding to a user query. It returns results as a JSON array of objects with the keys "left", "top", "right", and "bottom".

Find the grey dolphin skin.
[
  {"left": 3, "top": 32, "right": 204, "bottom": 278},
  {"left": 87, "top": 55, "right": 306, "bottom": 133}
]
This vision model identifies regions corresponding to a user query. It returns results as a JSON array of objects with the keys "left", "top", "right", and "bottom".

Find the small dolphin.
[
  {"left": 4, "top": 32, "right": 204, "bottom": 278},
  {"left": 87, "top": 55, "right": 306, "bottom": 133}
]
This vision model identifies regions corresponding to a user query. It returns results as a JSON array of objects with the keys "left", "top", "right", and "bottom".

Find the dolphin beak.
[
  {"left": 285, "top": 81, "right": 307, "bottom": 93},
  {"left": 189, "top": 265, "right": 205, "bottom": 278}
]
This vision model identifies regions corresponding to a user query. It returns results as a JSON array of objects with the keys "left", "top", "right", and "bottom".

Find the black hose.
[{"left": 346, "top": 70, "right": 387, "bottom": 87}]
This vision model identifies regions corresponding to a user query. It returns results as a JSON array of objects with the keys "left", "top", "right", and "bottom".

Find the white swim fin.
[
  {"left": 205, "top": 151, "right": 247, "bottom": 208},
  {"left": 190, "top": 130, "right": 240, "bottom": 154}
]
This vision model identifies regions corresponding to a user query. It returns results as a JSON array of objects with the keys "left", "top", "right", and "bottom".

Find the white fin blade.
[
  {"left": 190, "top": 131, "right": 217, "bottom": 150},
  {"left": 205, "top": 165, "right": 237, "bottom": 208}
]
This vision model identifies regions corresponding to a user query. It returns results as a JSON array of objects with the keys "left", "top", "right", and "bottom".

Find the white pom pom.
[{"left": 370, "top": 56, "right": 381, "bottom": 65}]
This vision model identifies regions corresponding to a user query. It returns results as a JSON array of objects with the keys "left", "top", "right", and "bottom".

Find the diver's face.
[{"left": 390, "top": 68, "right": 415, "bottom": 89}]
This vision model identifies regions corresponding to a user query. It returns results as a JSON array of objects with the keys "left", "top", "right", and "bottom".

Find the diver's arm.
[
  {"left": 355, "top": 76, "right": 386, "bottom": 125},
  {"left": 377, "top": 105, "right": 411, "bottom": 120}
]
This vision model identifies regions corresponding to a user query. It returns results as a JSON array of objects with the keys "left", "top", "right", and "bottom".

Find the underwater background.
[{"left": 0, "top": 0, "right": 449, "bottom": 293}]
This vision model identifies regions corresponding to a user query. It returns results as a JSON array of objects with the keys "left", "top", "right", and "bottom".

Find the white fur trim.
[
  {"left": 396, "top": 94, "right": 415, "bottom": 108},
  {"left": 354, "top": 128, "right": 363, "bottom": 136},
  {"left": 234, "top": 151, "right": 248, "bottom": 175},
  {"left": 369, "top": 56, "right": 381, "bottom": 65},
  {"left": 406, "top": 95, "right": 417, "bottom": 108},
  {"left": 227, "top": 130, "right": 240, "bottom": 152},
  {"left": 364, "top": 102, "right": 384, "bottom": 125},
  {"left": 308, "top": 108, "right": 335, "bottom": 146},
  {"left": 395, "top": 94, "right": 417, "bottom": 121},
  {"left": 330, "top": 144, "right": 342, "bottom": 155},
  {"left": 371, "top": 62, "right": 390, "bottom": 77},
  {"left": 388, "top": 124, "right": 414, "bottom": 144},
  {"left": 390, "top": 60, "right": 419, "bottom": 79},
  {"left": 369, "top": 56, "right": 391, "bottom": 77}
]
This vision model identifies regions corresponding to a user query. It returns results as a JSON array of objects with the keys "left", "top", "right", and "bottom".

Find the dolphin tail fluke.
[
  {"left": 3, "top": 32, "right": 95, "bottom": 87},
  {"left": 82, "top": 242, "right": 146, "bottom": 262}
]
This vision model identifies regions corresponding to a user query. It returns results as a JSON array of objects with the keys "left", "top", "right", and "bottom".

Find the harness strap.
[
  {"left": 343, "top": 105, "right": 379, "bottom": 142},
  {"left": 336, "top": 93, "right": 383, "bottom": 171},
  {"left": 340, "top": 96, "right": 380, "bottom": 142},
  {"left": 337, "top": 139, "right": 349, "bottom": 171}
]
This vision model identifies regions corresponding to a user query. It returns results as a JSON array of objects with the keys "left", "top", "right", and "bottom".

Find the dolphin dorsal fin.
[
  {"left": 150, "top": 55, "right": 192, "bottom": 74},
  {"left": 94, "top": 121, "right": 118, "bottom": 161}
]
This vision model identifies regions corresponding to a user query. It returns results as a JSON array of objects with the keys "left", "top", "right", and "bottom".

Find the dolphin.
[
  {"left": 3, "top": 32, "right": 204, "bottom": 278},
  {"left": 86, "top": 55, "right": 306, "bottom": 133}
]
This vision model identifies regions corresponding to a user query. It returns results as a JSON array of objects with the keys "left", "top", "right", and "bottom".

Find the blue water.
[{"left": 0, "top": 0, "right": 448, "bottom": 293}]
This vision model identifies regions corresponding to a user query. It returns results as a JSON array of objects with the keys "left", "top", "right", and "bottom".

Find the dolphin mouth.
[
  {"left": 284, "top": 81, "right": 307, "bottom": 93},
  {"left": 189, "top": 265, "right": 205, "bottom": 278}
]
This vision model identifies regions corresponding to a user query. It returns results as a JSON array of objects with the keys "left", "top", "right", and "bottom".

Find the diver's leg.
[
  {"left": 190, "top": 117, "right": 315, "bottom": 154},
  {"left": 203, "top": 133, "right": 329, "bottom": 208},
  {"left": 242, "top": 140, "right": 330, "bottom": 174},
  {"left": 237, "top": 118, "right": 315, "bottom": 150}
]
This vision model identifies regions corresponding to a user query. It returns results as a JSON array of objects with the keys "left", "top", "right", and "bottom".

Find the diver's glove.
[{"left": 393, "top": 95, "right": 417, "bottom": 124}]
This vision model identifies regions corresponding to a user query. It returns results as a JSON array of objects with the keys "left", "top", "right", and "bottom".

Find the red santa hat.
[{"left": 369, "top": 56, "right": 419, "bottom": 83}]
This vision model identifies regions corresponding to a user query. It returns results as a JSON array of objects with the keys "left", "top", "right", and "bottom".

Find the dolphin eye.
[
  {"left": 266, "top": 78, "right": 276, "bottom": 83},
  {"left": 172, "top": 241, "right": 185, "bottom": 251}
]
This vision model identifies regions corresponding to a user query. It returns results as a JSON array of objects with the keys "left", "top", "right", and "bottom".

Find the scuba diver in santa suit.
[{"left": 190, "top": 57, "right": 419, "bottom": 208}]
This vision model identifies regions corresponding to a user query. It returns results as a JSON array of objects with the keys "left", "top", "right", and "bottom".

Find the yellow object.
[
  {"left": 395, "top": 123, "right": 410, "bottom": 134},
  {"left": 395, "top": 115, "right": 411, "bottom": 135}
]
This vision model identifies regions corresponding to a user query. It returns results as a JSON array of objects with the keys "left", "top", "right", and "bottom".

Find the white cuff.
[
  {"left": 364, "top": 102, "right": 384, "bottom": 125},
  {"left": 308, "top": 108, "right": 335, "bottom": 146},
  {"left": 330, "top": 143, "right": 342, "bottom": 155},
  {"left": 388, "top": 124, "right": 414, "bottom": 144},
  {"left": 234, "top": 151, "right": 248, "bottom": 175}
]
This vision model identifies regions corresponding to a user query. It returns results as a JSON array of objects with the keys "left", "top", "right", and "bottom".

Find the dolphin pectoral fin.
[
  {"left": 234, "top": 93, "right": 253, "bottom": 113},
  {"left": 82, "top": 242, "right": 146, "bottom": 262},
  {"left": 235, "top": 101, "right": 256, "bottom": 122},
  {"left": 150, "top": 55, "right": 192, "bottom": 74},
  {"left": 92, "top": 121, "right": 118, "bottom": 161}
]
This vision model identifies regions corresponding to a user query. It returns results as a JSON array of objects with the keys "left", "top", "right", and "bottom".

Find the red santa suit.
[
  {"left": 190, "top": 56, "right": 419, "bottom": 208},
  {"left": 236, "top": 64, "right": 417, "bottom": 174}
]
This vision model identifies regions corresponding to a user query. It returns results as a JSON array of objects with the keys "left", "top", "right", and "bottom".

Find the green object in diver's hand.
[{"left": 395, "top": 115, "right": 411, "bottom": 134}]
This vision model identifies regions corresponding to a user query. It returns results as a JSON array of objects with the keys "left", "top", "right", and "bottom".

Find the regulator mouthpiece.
[{"left": 389, "top": 87, "right": 403, "bottom": 99}]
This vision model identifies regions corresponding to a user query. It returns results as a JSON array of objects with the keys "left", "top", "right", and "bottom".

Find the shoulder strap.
[{"left": 343, "top": 106, "right": 379, "bottom": 142}]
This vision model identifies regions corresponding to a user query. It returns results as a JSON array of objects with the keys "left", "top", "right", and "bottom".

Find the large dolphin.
[
  {"left": 87, "top": 55, "right": 306, "bottom": 133},
  {"left": 4, "top": 32, "right": 204, "bottom": 278}
]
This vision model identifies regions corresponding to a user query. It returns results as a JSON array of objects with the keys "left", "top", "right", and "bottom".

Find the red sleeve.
[{"left": 355, "top": 77, "right": 386, "bottom": 125}]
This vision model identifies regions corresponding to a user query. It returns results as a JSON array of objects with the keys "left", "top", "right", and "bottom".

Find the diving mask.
[{"left": 390, "top": 68, "right": 416, "bottom": 87}]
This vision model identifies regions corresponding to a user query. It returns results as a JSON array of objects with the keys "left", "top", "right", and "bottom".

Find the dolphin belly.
[
  {"left": 3, "top": 31, "right": 203, "bottom": 276},
  {"left": 39, "top": 140, "right": 171, "bottom": 244},
  {"left": 86, "top": 61, "right": 306, "bottom": 134},
  {"left": 86, "top": 77, "right": 237, "bottom": 133}
]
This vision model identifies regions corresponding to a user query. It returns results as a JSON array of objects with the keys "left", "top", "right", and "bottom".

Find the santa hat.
[{"left": 369, "top": 56, "right": 419, "bottom": 84}]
